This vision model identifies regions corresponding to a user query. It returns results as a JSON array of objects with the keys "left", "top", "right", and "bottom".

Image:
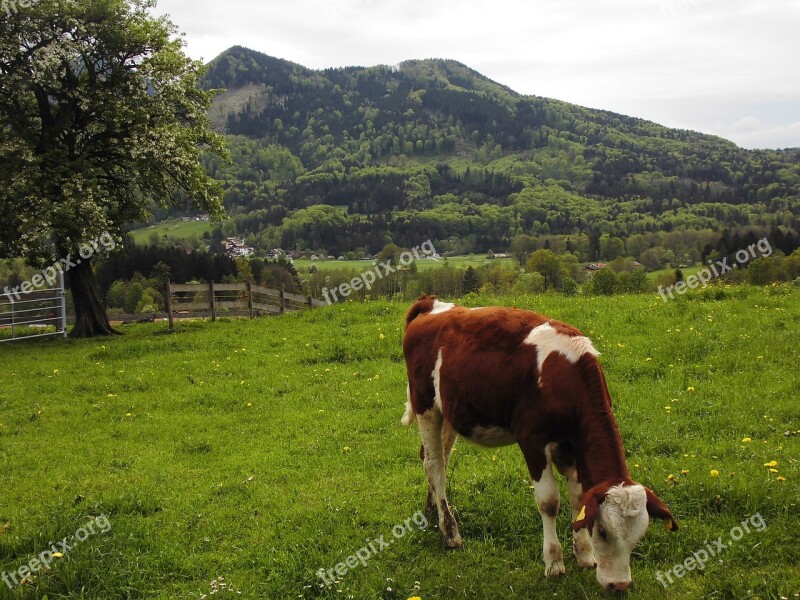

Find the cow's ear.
[
  {"left": 572, "top": 485, "right": 606, "bottom": 533},
  {"left": 645, "top": 487, "right": 679, "bottom": 532}
]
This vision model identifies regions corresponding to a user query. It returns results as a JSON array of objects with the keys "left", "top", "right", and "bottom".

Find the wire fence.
[{"left": 0, "top": 271, "right": 68, "bottom": 343}]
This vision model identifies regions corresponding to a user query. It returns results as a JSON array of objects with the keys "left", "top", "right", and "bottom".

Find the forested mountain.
[{"left": 197, "top": 45, "right": 800, "bottom": 258}]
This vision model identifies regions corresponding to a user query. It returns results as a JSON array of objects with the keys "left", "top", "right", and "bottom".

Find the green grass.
[
  {"left": 293, "top": 254, "right": 515, "bottom": 273},
  {"left": 646, "top": 265, "right": 706, "bottom": 281},
  {"left": 127, "top": 219, "right": 212, "bottom": 245},
  {"left": 0, "top": 287, "right": 798, "bottom": 598}
]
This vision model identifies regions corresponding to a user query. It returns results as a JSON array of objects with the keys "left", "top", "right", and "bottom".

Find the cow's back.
[{"left": 403, "top": 300, "right": 590, "bottom": 441}]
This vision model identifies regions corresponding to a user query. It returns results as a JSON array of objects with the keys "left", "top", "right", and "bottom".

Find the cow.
[{"left": 401, "top": 296, "right": 678, "bottom": 592}]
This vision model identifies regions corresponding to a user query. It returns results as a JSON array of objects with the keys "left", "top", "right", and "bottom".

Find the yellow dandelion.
[
  {"left": 408, "top": 597, "right": 422, "bottom": 600},
  {"left": 776, "top": 476, "right": 786, "bottom": 482},
  {"left": 52, "top": 552, "right": 64, "bottom": 559},
  {"left": 764, "top": 460, "right": 778, "bottom": 468},
  {"left": 246, "top": 403, "right": 252, "bottom": 408},
  {"left": 741, "top": 437, "right": 751, "bottom": 443},
  {"left": 667, "top": 474, "right": 676, "bottom": 480},
  {"left": 681, "top": 469, "right": 690, "bottom": 475},
  {"left": 125, "top": 413, "right": 133, "bottom": 417},
  {"left": 646, "top": 357, "right": 652, "bottom": 362},
  {"left": 687, "top": 386, "right": 695, "bottom": 392},
  {"left": 379, "top": 333, "right": 386, "bottom": 340},
  {"left": 343, "top": 446, "right": 350, "bottom": 452},
  {"left": 769, "top": 468, "right": 779, "bottom": 473},
  {"left": 710, "top": 469, "right": 720, "bottom": 477}
]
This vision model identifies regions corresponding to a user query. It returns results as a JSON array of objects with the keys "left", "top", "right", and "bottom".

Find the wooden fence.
[{"left": 165, "top": 281, "right": 326, "bottom": 329}]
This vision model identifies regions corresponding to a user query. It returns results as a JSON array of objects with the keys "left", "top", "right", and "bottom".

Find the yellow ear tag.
[
  {"left": 576, "top": 505, "right": 586, "bottom": 522},
  {"left": 664, "top": 520, "right": 674, "bottom": 531}
]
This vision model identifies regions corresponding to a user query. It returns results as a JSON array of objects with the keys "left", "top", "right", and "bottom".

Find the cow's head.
[{"left": 572, "top": 482, "right": 678, "bottom": 592}]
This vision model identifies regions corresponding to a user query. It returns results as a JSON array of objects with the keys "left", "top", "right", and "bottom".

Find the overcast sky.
[{"left": 152, "top": 0, "right": 800, "bottom": 150}]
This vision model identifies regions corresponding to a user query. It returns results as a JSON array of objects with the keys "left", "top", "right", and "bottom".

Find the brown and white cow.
[{"left": 401, "top": 296, "right": 677, "bottom": 592}]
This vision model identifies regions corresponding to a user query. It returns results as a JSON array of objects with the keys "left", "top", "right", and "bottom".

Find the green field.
[
  {"left": 0, "top": 287, "right": 798, "bottom": 598},
  {"left": 293, "top": 254, "right": 515, "bottom": 273},
  {"left": 127, "top": 219, "right": 213, "bottom": 245}
]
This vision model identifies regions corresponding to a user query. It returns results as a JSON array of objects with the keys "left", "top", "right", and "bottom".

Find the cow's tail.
[
  {"left": 401, "top": 383, "right": 415, "bottom": 426},
  {"left": 405, "top": 295, "right": 436, "bottom": 329}
]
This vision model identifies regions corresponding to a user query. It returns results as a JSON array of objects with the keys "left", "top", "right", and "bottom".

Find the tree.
[
  {"left": 510, "top": 233, "right": 535, "bottom": 266},
  {"left": 525, "top": 249, "right": 562, "bottom": 290},
  {"left": 588, "top": 268, "right": 617, "bottom": 295},
  {"left": 377, "top": 243, "right": 402, "bottom": 265},
  {"left": 463, "top": 266, "right": 479, "bottom": 294},
  {"left": 0, "top": 0, "right": 227, "bottom": 337}
]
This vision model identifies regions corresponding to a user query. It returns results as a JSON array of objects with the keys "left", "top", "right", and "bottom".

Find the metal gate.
[{"left": 0, "top": 271, "right": 68, "bottom": 342}]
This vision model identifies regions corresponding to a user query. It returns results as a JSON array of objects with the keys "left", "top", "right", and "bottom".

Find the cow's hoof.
[
  {"left": 574, "top": 540, "right": 596, "bottom": 568},
  {"left": 443, "top": 535, "right": 463, "bottom": 550},
  {"left": 545, "top": 561, "right": 566, "bottom": 577},
  {"left": 576, "top": 555, "right": 597, "bottom": 569}
]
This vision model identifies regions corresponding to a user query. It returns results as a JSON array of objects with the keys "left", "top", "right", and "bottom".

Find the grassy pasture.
[
  {"left": 293, "top": 255, "right": 515, "bottom": 273},
  {"left": 127, "top": 219, "right": 212, "bottom": 245},
  {"left": 0, "top": 287, "right": 798, "bottom": 599}
]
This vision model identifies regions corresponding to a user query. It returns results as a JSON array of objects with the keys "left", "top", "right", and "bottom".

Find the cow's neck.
[{"left": 574, "top": 359, "right": 631, "bottom": 490}]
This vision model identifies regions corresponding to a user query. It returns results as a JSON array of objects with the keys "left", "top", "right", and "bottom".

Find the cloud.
[{"left": 712, "top": 119, "right": 800, "bottom": 150}]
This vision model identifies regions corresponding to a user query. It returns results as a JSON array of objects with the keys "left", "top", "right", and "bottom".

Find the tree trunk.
[{"left": 68, "top": 258, "right": 120, "bottom": 338}]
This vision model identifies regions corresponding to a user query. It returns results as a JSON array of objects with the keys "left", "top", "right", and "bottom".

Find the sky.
[{"left": 151, "top": 0, "right": 800, "bottom": 150}]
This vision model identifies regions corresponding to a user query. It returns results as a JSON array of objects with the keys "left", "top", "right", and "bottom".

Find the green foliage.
[
  {"left": 0, "top": 0, "right": 228, "bottom": 263},
  {"left": 462, "top": 266, "right": 479, "bottom": 294},
  {"left": 586, "top": 268, "right": 619, "bottom": 295},
  {"left": 189, "top": 47, "right": 799, "bottom": 258}
]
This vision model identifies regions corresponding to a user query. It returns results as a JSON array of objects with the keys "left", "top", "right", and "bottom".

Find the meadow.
[
  {"left": 0, "top": 287, "right": 798, "bottom": 599},
  {"left": 127, "top": 220, "right": 213, "bottom": 246},
  {"left": 292, "top": 254, "right": 515, "bottom": 273}
]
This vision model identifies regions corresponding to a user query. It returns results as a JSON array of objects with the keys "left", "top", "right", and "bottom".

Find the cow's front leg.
[
  {"left": 566, "top": 467, "right": 596, "bottom": 568},
  {"left": 552, "top": 444, "right": 596, "bottom": 569},
  {"left": 521, "top": 439, "right": 565, "bottom": 576},
  {"left": 418, "top": 409, "right": 462, "bottom": 549}
]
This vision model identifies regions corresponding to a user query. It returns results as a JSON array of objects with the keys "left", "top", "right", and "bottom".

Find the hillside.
[{"left": 197, "top": 46, "right": 800, "bottom": 257}]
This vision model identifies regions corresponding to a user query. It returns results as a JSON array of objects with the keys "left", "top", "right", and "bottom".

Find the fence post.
[
  {"left": 58, "top": 270, "right": 67, "bottom": 339},
  {"left": 166, "top": 280, "right": 174, "bottom": 330},
  {"left": 209, "top": 280, "right": 216, "bottom": 322},
  {"left": 279, "top": 285, "right": 285, "bottom": 315},
  {"left": 9, "top": 292, "right": 15, "bottom": 340},
  {"left": 307, "top": 295, "right": 313, "bottom": 309},
  {"left": 247, "top": 280, "right": 254, "bottom": 320}
]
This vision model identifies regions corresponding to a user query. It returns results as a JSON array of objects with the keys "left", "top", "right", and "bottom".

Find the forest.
[{"left": 186, "top": 46, "right": 800, "bottom": 259}]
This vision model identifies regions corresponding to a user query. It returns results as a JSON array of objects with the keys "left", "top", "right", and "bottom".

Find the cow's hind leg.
[
  {"left": 422, "top": 419, "right": 458, "bottom": 519},
  {"left": 418, "top": 409, "right": 462, "bottom": 549},
  {"left": 520, "top": 438, "right": 565, "bottom": 576}
]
